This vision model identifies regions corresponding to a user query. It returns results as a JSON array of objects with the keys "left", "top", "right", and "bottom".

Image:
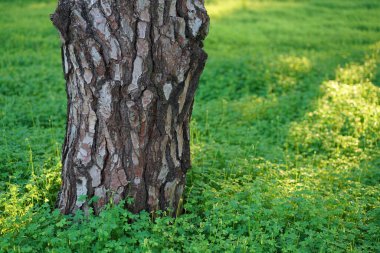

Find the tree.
[{"left": 51, "top": 0, "right": 209, "bottom": 215}]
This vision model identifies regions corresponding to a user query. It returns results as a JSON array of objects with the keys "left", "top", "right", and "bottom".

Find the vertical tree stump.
[{"left": 51, "top": 0, "right": 209, "bottom": 215}]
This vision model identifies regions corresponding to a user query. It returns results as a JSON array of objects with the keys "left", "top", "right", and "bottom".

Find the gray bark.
[{"left": 51, "top": 0, "right": 209, "bottom": 215}]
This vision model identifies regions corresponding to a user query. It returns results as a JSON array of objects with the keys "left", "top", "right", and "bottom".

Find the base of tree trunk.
[{"left": 51, "top": 0, "right": 209, "bottom": 215}]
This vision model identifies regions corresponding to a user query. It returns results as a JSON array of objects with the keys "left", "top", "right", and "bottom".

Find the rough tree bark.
[{"left": 51, "top": 0, "right": 209, "bottom": 215}]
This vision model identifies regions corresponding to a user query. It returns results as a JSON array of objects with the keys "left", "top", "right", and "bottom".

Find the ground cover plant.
[{"left": 0, "top": 0, "right": 380, "bottom": 252}]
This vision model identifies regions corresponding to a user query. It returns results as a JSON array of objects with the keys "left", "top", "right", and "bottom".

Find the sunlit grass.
[{"left": 206, "top": 0, "right": 301, "bottom": 19}]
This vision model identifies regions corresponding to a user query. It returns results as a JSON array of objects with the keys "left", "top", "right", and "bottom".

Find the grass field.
[{"left": 1, "top": 0, "right": 380, "bottom": 252}]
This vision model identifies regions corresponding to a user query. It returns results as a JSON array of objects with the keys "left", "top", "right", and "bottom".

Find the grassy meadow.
[{"left": 1, "top": 0, "right": 380, "bottom": 252}]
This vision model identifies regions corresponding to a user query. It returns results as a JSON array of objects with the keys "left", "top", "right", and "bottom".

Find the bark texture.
[{"left": 51, "top": 0, "right": 209, "bottom": 215}]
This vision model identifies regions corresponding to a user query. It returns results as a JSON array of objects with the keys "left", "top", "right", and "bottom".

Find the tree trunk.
[{"left": 51, "top": 0, "right": 209, "bottom": 215}]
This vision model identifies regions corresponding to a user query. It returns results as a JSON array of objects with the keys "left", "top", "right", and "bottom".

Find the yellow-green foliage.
[
  {"left": 274, "top": 55, "right": 312, "bottom": 90},
  {"left": 289, "top": 52, "right": 380, "bottom": 161}
]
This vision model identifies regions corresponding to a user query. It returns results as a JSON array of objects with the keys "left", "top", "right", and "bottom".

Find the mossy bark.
[{"left": 51, "top": 0, "right": 209, "bottom": 215}]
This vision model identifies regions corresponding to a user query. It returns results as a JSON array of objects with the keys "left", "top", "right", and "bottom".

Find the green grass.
[{"left": 1, "top": 0, "right": 380, "bottom": 252}]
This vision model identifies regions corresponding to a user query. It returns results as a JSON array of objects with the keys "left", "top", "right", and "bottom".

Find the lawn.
[{"left": 1, "top": 0, "right": 380, "bottom": 252}]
